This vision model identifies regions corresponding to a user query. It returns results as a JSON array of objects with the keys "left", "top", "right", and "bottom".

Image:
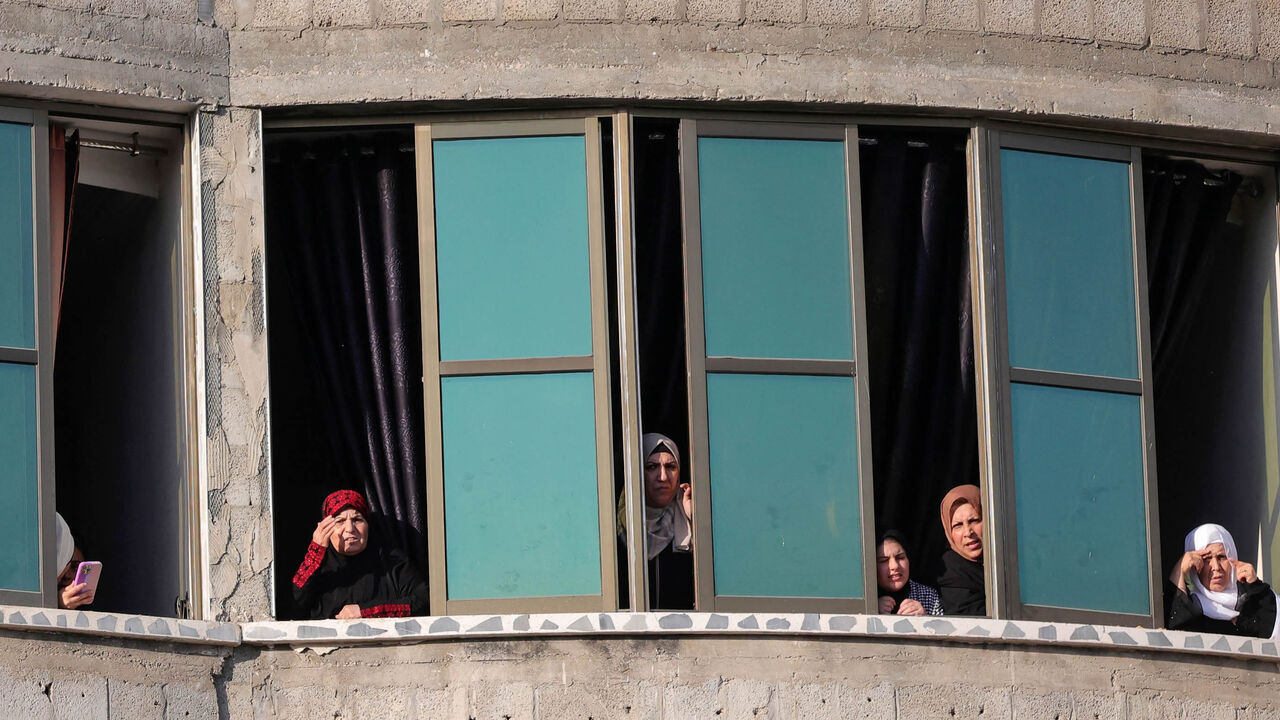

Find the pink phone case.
[{"left": 72, "top": 561, "right": 102, "bottom": 594}]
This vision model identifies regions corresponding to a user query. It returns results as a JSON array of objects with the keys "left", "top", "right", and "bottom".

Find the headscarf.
[
  {"left": 55, "top": 512, "right": 74, "bottom": 571},
  {"left": 1184, "top": 523, "right": 1240, "bottom": 621},
  {"left": 939, "top": 484, "right": 982, "bottom": 556},
  {"left": 322, "top": 489, "right": 369, "bottom": 519},
  {"left": 641, "top": 433, "right": 691, "bottom": 561},
  {"left": 877, "top": 528, "right": 913, "bottom": 606}
]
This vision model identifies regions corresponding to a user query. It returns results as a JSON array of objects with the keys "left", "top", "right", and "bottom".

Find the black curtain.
[
  {"left": 1143, "top": 156, "right": 1242, "bottom": 390},
  {"left": 860, "top": 130, "right": 978, "bottom": 585},
  {"left": 265, "top": 131, "right": 426, "bottom": 615}
]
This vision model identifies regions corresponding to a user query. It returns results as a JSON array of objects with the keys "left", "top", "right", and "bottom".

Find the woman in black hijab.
[
  {"left": 936, "top": 484, "right": 986, "bottom": 616},
  {"left": 291, "top": 489, "right": 429, "bottom": 619},
  {"left": 876, "top": 529, "right": 943, "bottom": 616}
]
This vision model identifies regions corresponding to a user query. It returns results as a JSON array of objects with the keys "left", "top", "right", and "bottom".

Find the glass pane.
[
  {"left": 0, "top": 122, "right": 34, "bottom": 350},
  {"left": 441, "top": 372, "right": 601, "bottom": 599},
  {"left": 1011, "top": 383, "right": 1149, "bottom": 615},
  {"left": 434, "top": 135, "right": 593, "bottom": 361},
  {"left": 707, "top": 373, "right": 862, "bottom": 598},
  {"left": 0, "top": 363, "right": 39, "bottom": 592},
  {"left": 699, "top": 137, "right": 853, "bottom": 361},
  {"left": 1002, "top": 148, "right": 1138, "bottom": 379}
]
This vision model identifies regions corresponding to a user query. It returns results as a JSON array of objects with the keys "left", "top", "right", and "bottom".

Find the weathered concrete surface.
[
  {"left": 199, "top": 106, "right": 273, "bottom": 623},
  {"left": 2, "top": 620, "right": 1280, "bottom": 718},
  {"left": 0, "top": 0, "right": 229, "bottom": 107}
]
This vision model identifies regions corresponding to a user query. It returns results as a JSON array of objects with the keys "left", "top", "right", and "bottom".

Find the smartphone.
[{"left": 72, "top": 561, "right": 102, "bottom": 596}]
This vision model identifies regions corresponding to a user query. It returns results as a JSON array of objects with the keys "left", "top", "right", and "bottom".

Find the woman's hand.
[
  {"left": 312, "top": 515, "right": 337, "bottom": 548},
  {"left": 1171, "top": 549, "right": 1208, "bottom": 590},
  {"left": 336, "top": 604, "right": 362, "bottom": 619},
  {"left": 878, "top": 595, "right": 897, "bottom": 614},
  {"left": 897, "top": 598, "right": 925, "bottom": 616},
  {"left": 680, "top": 483, "right": 693, "bottom": 519},
  {"left": 1233, "top": 559, "right": 1257, "bottom": 584},
  {"left": 59, "top": 582, "right": 94, "bottom": 610}
]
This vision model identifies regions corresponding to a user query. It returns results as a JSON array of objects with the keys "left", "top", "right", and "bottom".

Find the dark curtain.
[
  {"left": 49, "top": 126, "right": 79, "bottom": 346},
  {"left": 860, "top": 130, "right": 978, "bottom": 585},
  {"left": 264, "top": 131, "right": 426, "bottom": 613},
  {"left": 1143, "top": 156, "right": 1242, "bottom": 390}
]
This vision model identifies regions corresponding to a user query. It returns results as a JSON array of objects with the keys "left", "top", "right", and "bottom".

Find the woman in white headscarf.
[
  {"left": 618, "top": 433, "right": 695, "bottom": 609},
  {"left": 1167, "top": 523, "right": 1278, "bottom": 639}
]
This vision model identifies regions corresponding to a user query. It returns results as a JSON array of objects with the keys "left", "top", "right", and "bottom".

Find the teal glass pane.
[
  {"left": 1011, "top": 383, "right": 1149, "bottom": 615},
  {"left": 0, "top": 122, "right": 34, "bottom": 350},
  {"left": 0, "top": 363, "right": 39, "bottom": 592},
  {"left": 1001, "top": 149, "right": 1138, "bottom": 379},
  {"left": 698, "top": 137, "right": 853, "bottom": 361},
  {"left": 434, "top": 135, "right": 592, "bottom": 361},
  {"left": 707, "top": 373, "right": 862, "bottom": 598},
  {"left": 441, "top": 372, "right": 601, "bottom": 599}
]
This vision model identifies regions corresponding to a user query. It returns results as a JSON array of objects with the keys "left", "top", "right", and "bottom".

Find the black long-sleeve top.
[
  {"left": 291, "top": 539, "right": 429, "bottom": 620},
  {"left": 1165, "top": 579, "right": 1277, "bottom": 638}
]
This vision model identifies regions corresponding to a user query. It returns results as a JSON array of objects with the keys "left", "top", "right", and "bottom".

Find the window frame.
[
  {"left": 415, "top": 116, "right": 620, "bottom": 615},
  {"left": 0, "top": 105, "right": 56, "bottom": 608},
  {"left": 677, "top": 118, "right": 879, "bottom": 613},
  {"left": 974, "top": 127, "right": 1163, "bottom": 627}
]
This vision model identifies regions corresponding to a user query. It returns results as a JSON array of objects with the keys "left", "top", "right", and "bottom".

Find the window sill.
[{"left": 1, "top": 604, "right": 1275, "bottom": 665}]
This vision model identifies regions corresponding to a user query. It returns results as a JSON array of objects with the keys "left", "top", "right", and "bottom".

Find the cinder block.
[
  {"left": 1179, "top": 698, "right": 1240, "bottom": 720},
  {"left": 250, "top": 0, "right": 311, "bottom": 29},
  {"left": 1206, "top": 0, "right": 1255, "bottom": 57},
  {"left": 1150, "top": 0, "right": 1203, "bottom": 49},
  {"left": 1096, "top": 0, "right": 1145, "bottom": 44},
  {"left": 52, "top": 677, "right": 107, "bottom": 720},
  {"left": 504, "top": 0, "right": 558, "bottom": 19},
  {"left": 379, "top": 0, "right": 434, "bottom": 25},
  {"left": 564, "top": 0, "right": 616, "bottom": 20},
  {"left": 1041, "top": 0, "right": 1091, "bottom": 40},
  {"left": 1262, "top": 3, "right": 1280, "bottom": 59},
  {"left": 687, "top": 0, "right": 738, "bottom": 21},
  {"left": 869, "top": 0, "right": 921, "bottom": 27},
  {"left": 145, "top": 0, "right": 196, "bottom": 22},
  {"left": 162, "top": 682, "right": 217, "bottom": 719},
  {"left": 534, "top": 684, "right": 621, "bottom": 720},
  {"left": 443, "top": 0, "right": 496, "bottom": 20},
  {"left": 106, "top": 679, "right": 164, "bottom": 720},
  {"left": 96, "top": 0, "right": 145, "bottom": 19},
  {"left": 314, "top": 0, "right": 372, "bottom": 25},
  {"left": 806, "top": 0, "right": 862, "bottom": 25},
  {"left": 983, "top": 0, "right": 1033, "bottom": 33},
  {"left": 663, "top": 679, "right": 723, "bottom": 718},
  {"left": 775, "top": 683, "right": 839, "bottom": 720},
  {"left": 1011, "top": 691, "right": 1071, "bottom": 720},
  {"left": 625, "top": 0, "right": 681, "bottom": 21},
  {"left": 0, "top": 669, "right": 53, "bottom": 720},
  {"left": 747, "top": 0, "right": 803, "bottom": 22},
  {"left": 469, "top": 681, "right": 534, "bottom": 720},
  {"left": 835, "top": 682, "right": 894, "bottom": 720},
  {"left": 897, "top": 684, "right": 1012, "bottom": 720},
  {"left": 722, "top": 679, "right": 773, "bottom": 720},
  {"left": 1070, "top": 692, "right": 1125, "bottom": 720},
  {"left": 925, "top": 0, "right": 978, "bottom": 31}
]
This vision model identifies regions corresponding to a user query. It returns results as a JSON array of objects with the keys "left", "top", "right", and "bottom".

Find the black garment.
[
  {"left": 937, "top": 549, "right": 986, "bottom": 616},
  {"left": 292, "top": 538, "right": 428, "bottom": 620},
  {"left": 1165, "top": 580, "right": 1278, "bottom": 638}
]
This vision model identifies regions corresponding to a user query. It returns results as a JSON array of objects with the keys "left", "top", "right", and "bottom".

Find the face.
[
  {"left": 1198, "top": 542, "right": 1232, "bottom": 591},
  {"left": 950, "top": 502, "right": 983, "bottom": 562},
  {"left": 876, "top": 538, "right": 910, "bottom": 593},
  {"left": 644, "top": 451, "right": 680, "bottom": 508},
  {"left": 57, "top": 547, "right": 84, "bottom": 590},
  {"left": 328, "top": 507, "right": 369, "bottom": 556}
]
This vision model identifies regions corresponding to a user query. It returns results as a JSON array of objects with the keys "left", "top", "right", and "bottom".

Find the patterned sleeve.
[{"left": 909, "top": 580, "right": 945, "bottom": 616}]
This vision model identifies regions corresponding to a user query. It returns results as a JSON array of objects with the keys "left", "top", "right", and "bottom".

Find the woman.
[
  {"left": 876, "top": 529, "right": 943, "bottom": 616},
  {"left": 937, "top": 484, "right": 986, "bottom": 616},
  {"left": 617, "top": 433, "right": 694, "bottom": 609},
  {"left": 291, "top": 489, "right": 428, "bottom": 620},
  {"left": 1167, "top": 523, "right": 1278, "bottom": 638},
  {"left": 55, "top": 512, "right": 94, "bottom": 610}
]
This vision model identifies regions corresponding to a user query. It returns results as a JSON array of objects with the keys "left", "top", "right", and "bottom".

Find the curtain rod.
[{"left": 78, "top": 132, "right": 168, "bottom": 158}]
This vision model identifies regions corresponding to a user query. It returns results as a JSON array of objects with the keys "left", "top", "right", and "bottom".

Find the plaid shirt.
[{"left": 905, "top": 580, "right": 944, "bottom": 616}]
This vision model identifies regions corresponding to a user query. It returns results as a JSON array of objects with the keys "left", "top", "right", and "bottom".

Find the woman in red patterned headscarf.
[{"left": 291, "top": 489, "right": 428, "bottom": 620}]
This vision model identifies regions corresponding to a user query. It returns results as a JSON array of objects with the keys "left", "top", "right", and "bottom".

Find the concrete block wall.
[{"left": 0, "top": 0, "right": 229, "bottom": 106}]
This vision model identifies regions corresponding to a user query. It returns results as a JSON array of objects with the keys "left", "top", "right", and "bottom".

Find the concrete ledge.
[
  {"left": 0, "top": 605, "right": 240, "bottom": 645},
  {"left": 240, "top": 611, "right": 1280, "bottom": 664}
]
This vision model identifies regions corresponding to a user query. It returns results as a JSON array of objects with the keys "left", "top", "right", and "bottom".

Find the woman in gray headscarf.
[{"left": 619, "top": 433, "right": 695, "bottom": 609}]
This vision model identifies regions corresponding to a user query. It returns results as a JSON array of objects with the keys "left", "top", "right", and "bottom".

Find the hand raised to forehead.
[{"left": 312, "top": 515, "right": 338, "bottom": 548}]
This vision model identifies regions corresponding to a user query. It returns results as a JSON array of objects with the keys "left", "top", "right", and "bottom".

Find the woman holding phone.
[
  {"left": 291, "top": 489, "right": 429, "bottom": 619},
  {"left": 55, "top": 512, "right": 95, "bottom": 610}
]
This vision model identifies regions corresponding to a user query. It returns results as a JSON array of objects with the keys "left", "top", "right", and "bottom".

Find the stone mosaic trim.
[
  {"left": 240, "top": 612, "right": 1280, "bottom": 663},
  {"left": 0, "top": 604, "right": 240, "bottom": 645}
]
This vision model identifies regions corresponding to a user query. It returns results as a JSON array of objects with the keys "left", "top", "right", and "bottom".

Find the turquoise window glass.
[
  {"left": 441, "top": 372, "right": 601, "bottom": 599},
  {"left": 0, "top": 363, "right": 39, "bottom": 592},
  {"left": 707, "top": 373, "right": 862, "bottom": 598},
  {"left": 698, "top": 137, "right": 853, "bottom": 361},
  {"left": 0, "top": 122, "right": 34, "bottom": 350},
  {"left": 1011, "top": 383, "right": 1149, "bottom": 615},
  {"left": 1001, "top": 149, "right": 1138, "bottom": 379},
  {"left": 433, "top": 135, "right": 592, "bottom": 362}
]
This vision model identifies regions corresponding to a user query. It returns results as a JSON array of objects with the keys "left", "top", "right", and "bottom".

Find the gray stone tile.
[{"left": 429, "top": 617, "right": 460, "bottom": 633}]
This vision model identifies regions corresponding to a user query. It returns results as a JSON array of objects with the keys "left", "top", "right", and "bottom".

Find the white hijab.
[
  {"left": 1184, "top": 523, "right": 1239, "bottom": 621},
  {"left": 642, "top": 433, "right": 692, "bottom": 561}
]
